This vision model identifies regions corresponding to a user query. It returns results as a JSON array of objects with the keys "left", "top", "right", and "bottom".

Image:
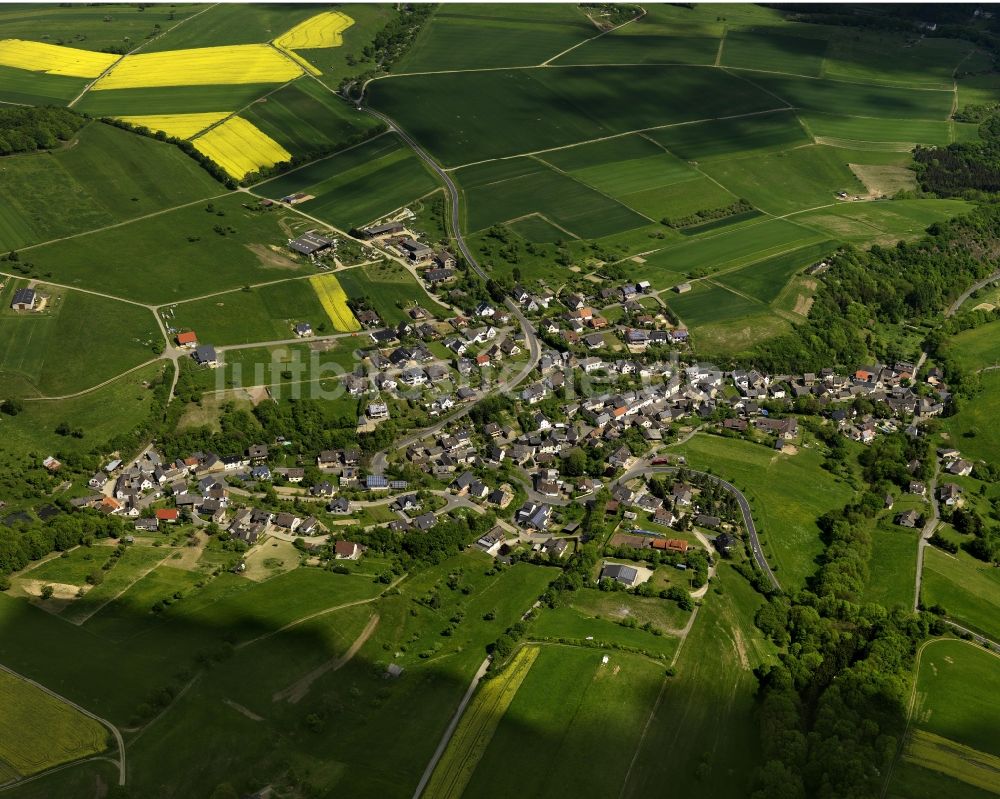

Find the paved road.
[
  {"left": 0, "top": 661, "right": 125, "bottom": 786},
  {"left": 412, "top": 655, "right": 491, "bottom": 799},
  {"left": 941, "top": 619, "right": 1000, "bottom": 654},
  {"left": 945, "top": 270, "right": 1000, "bottom": 317},
  {"left": 614, "top": 460, "right": 780, "bottom": 592},
  {"left": 912, "top": 461, "right": 940, "bottom": 612},
  {"left": 361, "top": 106, "right": 542, "bottom": 474}
]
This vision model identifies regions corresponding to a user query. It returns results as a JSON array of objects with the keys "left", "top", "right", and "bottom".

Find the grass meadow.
[
  {"left": 258, "top": 133, "right": 439, "bottom": 230},
  {"left": 921, "top": 546, "right": 1000, "bottom": 642},
  {"left": 675, "top": 434, "right": 856, "bottom": 591},
  {"left": 0, "top": 65, "right": 87, "bottom": 106},
  {"left": 940, "top": 320, "right": 1000, "bottom": 373},
  {"left": 941, "top": 371, "right": 1000, "bottom": 465},
  {"left": 75, "top": 83, "right": 280, "bottom": 116}
]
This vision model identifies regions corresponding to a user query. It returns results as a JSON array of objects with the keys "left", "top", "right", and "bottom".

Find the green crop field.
[
  {"left": 169, "top": 277, "right": 333, "bottom": 346},
  {"left": 457, "top": 157, "right": 650, "bottom": 238},
  {"left": 554, "top": 18, "right": 722, "bottom": 66},
  {"left": 800, "top": 113, "right": 953, "bottom": 147},
  {"left": 25, "top": 194, "right": 315, "bottom": 304},
  {"left": 699, "top": 145, "right": 864, "bottom": 215},
  {"left": 888, "top": 761, "right": 999, "bottom": 799},
  {"left": 794, "top": 199, "right": 972, "bottom": 243},
  {"left": 368, "top": 66, "right": 783, "bottom": 167},
  {"left": 61, "top": 546, "right": 173, "bottom": 625},
  {"left": 395, "top": 3, "right": 595, "bottom": 72},
  {"left": 75, "top": 83, "right": 280, "bottom": 116},
  {"left": 337, "top": 261, "right": 446, "bottom": 325},
  {"left": 0, "top": 669, "right": 108, "bottom": 779},
  {"left": 241, "top": 78, "right": 383, "bottom": 157},
  {"left": 921, "top": 546, "right": 1000, "bottom": 642},
  {"left": 645, "top": 109, "right": 812, "bottom": 162},
  {"left": 258, "top": 133, "right": 439, "bottom": 230},
  {"left": 0, "top": 287, "right": 159, "bottom": 398},
  {"left": 675, "top": 434, "right": 856, "bottom": 591},
  {"left": 140, "top": 4, "right": 317, "bottom": 51},
  {"left": 823, "top": 31, "right": 976, "bottom": 89},
  {"left": 463, "top": 646, "right": 664, "bottom": 798},
  {"left": 0, "top": 3, "right": 207, "bottom": 52},
  {"left": 0, "top": 120, "right": 222, "bottom": 250},
  {"left": 721, "top": 26, "right": 828, "bottom": 77},
  {"left": 913, "top": 639, "right": 1000, "bottom": 758},
  {"left": 622, "top": 564, "right": 777, "bottom": 799},
  {"left": 667, "top": 280, "right": 768, "bottom": 327},
  {"left": 0, "top": 65, "right": 87, "bottom": 106}
]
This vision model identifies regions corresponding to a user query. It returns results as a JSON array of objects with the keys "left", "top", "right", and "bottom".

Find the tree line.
[{"left": 0, "top": 106, "right": 86, "bottom": 155}]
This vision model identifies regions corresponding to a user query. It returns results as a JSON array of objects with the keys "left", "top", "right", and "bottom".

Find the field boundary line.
[
  {"left": 21, "top": 357, "right": 163, "bottom": 402},
  {"left": 714, "top": 25, "right": 727, "bottom": 68},
  {"left": 63, "top": 549, "right": 175, "bottom": 626},
  {"left": 192, "top": 76, "right": 302, "bottom": 141},
  {"left": 539, "top": 4, "right": 647, "bottom": 67},
  {"left": 0, "top": 661, "right": 125, "bottom": 786},
  {"left": 251, "top": 128, "right": 392, "bottom": 187}
]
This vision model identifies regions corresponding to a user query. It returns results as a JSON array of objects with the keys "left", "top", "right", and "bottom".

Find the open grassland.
[
  {"left": 716, "top": 240, "right": 835, "bottom": 304},
  {"left": 368, "top": 66, "right": 782, "bottom": 167},
  {"left": 395, "top": 3, "right": 595, "bottom": 72},
  {"left": 0, "top": 284, "right": 159, "bottom": 398},
  {"left": 170, "top": 279, "right": 333, "bottom": 346},
  {"left": 721, "top": 26, "right": 828, "bottom": 77},
  {"left": 554, "top": 17, "right": 722, "bottom": 66},
  {"left": 675, "top": 434, "right": 855, "bottom": 591},
  {"left": 26, "top": 194, "right": 312, "bottom": 304},
  {"left": 457, "top": 157, "right": 650, "bottom": 238},
  {"left": 117, "top": 111, "right": 228, "bottom": 139},
  {"left": 0, "top": 669, "right": 108, "bottom": 779},
  {"left": 922, "top": 546, "right": 1000, "bottom": 642},
  {"left": 622, "top": 565, "right": 777, "bottom": 799},
  {"left": 310, "top": 273, "right": 361, "bottom": 332},
  {"left": 423, "top": 646, "right": 540, "bottom": 799},
  {"left": 0, "top": 4, "right": 206, "bottom": 54},
  {"left": 863, "top": 523, "right": 920, "bottom": 611},
  {"left": 0, "top": 362, "right": 164, "bottom": 457},
  {"left": 259, "top": 134, "right": 439, "bottom": 230},
  {"left": 192, "top": 116, "right": 291, "bottom": 179},
  {"left": 941, "top": 371, "right": 1000, "bottom": 465},
  {"left": 793, "top": 199, "right": 972, "bottom": 244},
  {"left": 698, "top": 145, "right": 865, "bottom": 215},
  {"left": 913, "top": 639, "right": 1000, "bottom": 758},
  {"left": 0, "top": 63, "right": 86, "bottom": 105},
  {"left": 337, "top": 262, "right": 445, "bottom": 325},
  {"left": 93, "top": 44, "right": 301, "bottom": 91},
  {"left": 0, "top": 121, "right": 222, "bottom": 251},
  {"left": 645, "top": 109, "right": 811, "bottom": 162},
  {"left": 274, "top": 10, "right": 353, "bottom": 50},
  {"left": 76, "top": 82, "right": 279, "bottom": 116},
  {"left": 463, "top": 647, "right": 664, "bottom": 799},
  {"left": 241, "top": 77, "right": 382, "bottom": 156},
  {"left": 941, "top": 320, "right": 1000, "bottom": 373},
  {"left": 0, "top": 38, "right": 117, "bottom": 77}
]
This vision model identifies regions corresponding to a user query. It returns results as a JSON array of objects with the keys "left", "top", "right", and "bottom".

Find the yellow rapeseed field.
[
  {"left": 92, "top": 44, "right": 301, "bottom": 90},
  {"left": 0, "top": 39, "right": 117, "bottom": 78},
  {"left": 117, "top": 112, "right": 229, "bottom": 140},
  {"left": 191, "top": 117, "right": 291, "bottom": 179},
  {"left": 274, "top": 11, "right": 354, "bottom": 49},
  {"left": 310, "top": 274, "right": 361, "bottom": 332}
]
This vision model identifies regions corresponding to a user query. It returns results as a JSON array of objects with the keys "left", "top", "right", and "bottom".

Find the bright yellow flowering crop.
[
  {"left": 274, "top": 12, "right": 354, "bottom": 49},
  {"left": 310, "top": 274, "right": 360, "bottom": 332},
  {"left": 191, "top": 117, "right": 291, "bottom": 179},
  {"left": 0, "top": 39, "right": 118, "bottom": 78},
  {"left": 117, "top": 112, "right": 229, "bottom": 139}
]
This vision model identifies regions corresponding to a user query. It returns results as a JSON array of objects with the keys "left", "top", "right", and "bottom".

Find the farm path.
[
  {"left": 0, "top": 661, "right": 125, "bottom": 786},
  {"left": 412, "top": 656, "right": 491, "bottom": 799},
  {"left": 912, "top": 455, "right": 941, "bottom": 612},
  {"left": 540, "top": 5, "right": 647, "bottom": 67},
  {"left": 20, "top": 357, "right": 163, "bottom": 402},
  {"left": 272, "top": 612, "right": 380, "bottom": 704}
]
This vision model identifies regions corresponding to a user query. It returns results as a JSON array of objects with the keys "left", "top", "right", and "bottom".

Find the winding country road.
[{"left": 614, "top": 460, "right": 780, "bottom": 592}]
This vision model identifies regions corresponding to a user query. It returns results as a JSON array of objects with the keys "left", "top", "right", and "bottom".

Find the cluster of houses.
[
  {"left": 896, "top": 447, "right": 974, "bottom": 527},
  {"left": 358, "top": 220, "right": 457, "bottom": 285}
]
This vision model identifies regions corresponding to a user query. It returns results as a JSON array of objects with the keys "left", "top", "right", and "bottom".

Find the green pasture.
[
  {"left": 368, "top": 65, "right": 783, "bottom": 166},
  {"left": 940, "top": 319, "right": 1000, "bottom": 373},
  {"left": 722, "top": 26, "right": 827, "bottom": 77},
  {"left": 888, "top": 761, "right": 998, "bottom": 799},
  {"left": 800, "top": 113, "right": 952, "bottom": 146},
  {"left": 169, "top": 277, "right": 331, "bottom": 346},
  {"left": 75, "top": 83, "right": 279, "bottom": 116},
  {"left": 674, "top": 434, "right": 856, "bottom": 591},
  {"left": 140, "top": 4, "right": 317, "bottom": 51},
  {"left": 716, "top": 239, "right": 835, "bottom": 304},
  {"left": 396, "top": 3, "right": 595, "bottom": 72},
  {"left": 258, "top": 133, "right": 438, "bottom": 230},
  {"left": 646, "top": 108, "right": 811, "bottom": 162},
  {"left": 464, "top": 646, "right": 664, "bottom": 799},
  {"left": 921, "top": 545, "right": 1000, "bottom": 642},
  {"left": 25, "top": 194, "right": 314, "bottom": 303},
  {"left": 0, "top": 65, "right": 87, "bottom": 106},
  {"left": 241, "top": 77, "right": 382, "bottom": 157},
  {"left": 457, "top": 157, "right": 650, "bottom": 237},
  {"left": 914, "top": 639, "right": 1000, "bottom": 758},
  {"left": 792, "top": 199, "right": 971, "bottom": 244},
  {"left": 823, "top": 31, "right": 975, "bottom": 89},
  {"left": 554, "top": 18, "right": 722, "bottom": 66},
  {"left": 941, "top": 371, "right": 1000, "bottom": 465},
  {"left": 700, "top": 144, "right": 864, "bottom": 215},
  {"left": 863, "top": 523, "right": 919, "bottom": 611}
]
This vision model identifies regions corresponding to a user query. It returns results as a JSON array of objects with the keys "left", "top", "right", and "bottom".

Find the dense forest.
[{"left": 0, "top": 106, "right": 86, "bottom": 155}]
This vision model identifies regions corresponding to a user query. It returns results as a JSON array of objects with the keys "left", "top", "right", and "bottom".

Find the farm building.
[
  {"left": 673, "top": 283, "right": 692, "bottom": 294},
  {"left": 176, "top": 331, "right": 198, "bottom": 348},
  {"left": 362, "top": 221, "right": 405, "bottom": 238},
  {"left": 294, "top": 322, "right": 313, "bottom": 337},
  {"left": 398, "top": 238, "right": 432, "bottom": 262},
  {"left": 289, "top": 230, "right": 335, "bottom": 256},
  {"left": 10, "top": 287, "right": 37, "bottom": 311}
]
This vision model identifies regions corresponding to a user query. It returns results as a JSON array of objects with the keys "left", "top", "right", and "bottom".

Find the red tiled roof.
[
  {"left": 155, "top": 508, "right": 179, "bottom": 520},
  {"left": 176, "top": 331, "right": 197, "bottom": 345}
]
